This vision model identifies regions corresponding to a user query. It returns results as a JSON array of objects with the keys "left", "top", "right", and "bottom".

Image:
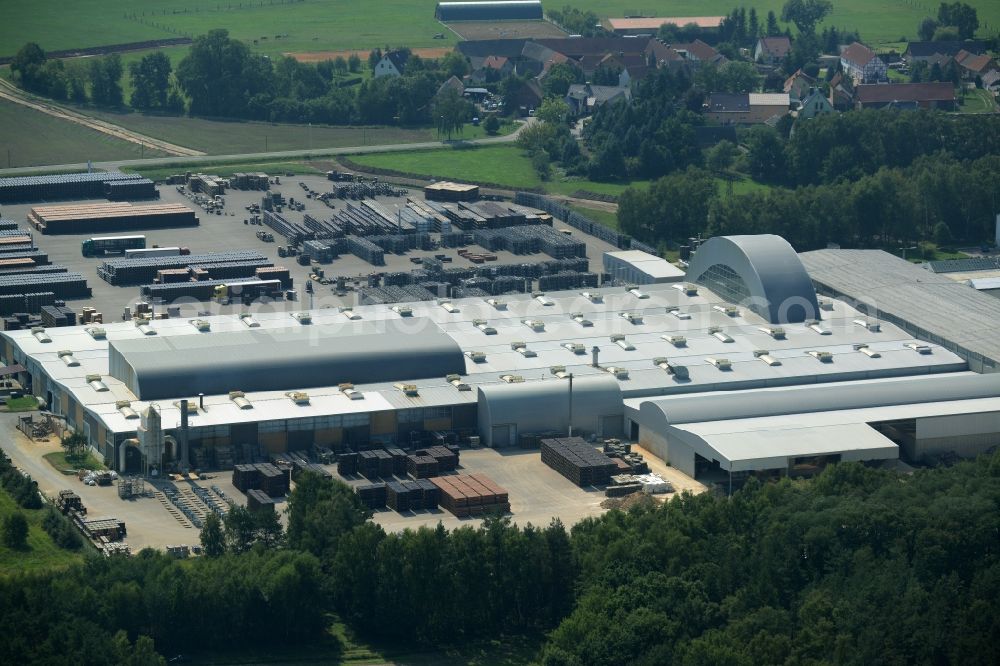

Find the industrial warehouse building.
[
  {"left": 435, "top": 1, "right": 543, "bottom": 21},
  {"left": 3, "top": 235, "right": 999, "bottom": 484}
]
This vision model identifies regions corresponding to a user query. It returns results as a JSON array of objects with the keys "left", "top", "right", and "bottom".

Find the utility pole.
[{"left": 567, "top": 372, "right": 574, "bottom": 437}]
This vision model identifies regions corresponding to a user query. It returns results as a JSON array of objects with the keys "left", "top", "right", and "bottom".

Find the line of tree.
[
  {"left": 919, "top": 2, "right": 980, "bottom": 41},
  {"left": 0, "top": 451, "right": 41, "bottom": 510},
  {"left": 1, "top": 452, "right": 997, "bottom": 663}
]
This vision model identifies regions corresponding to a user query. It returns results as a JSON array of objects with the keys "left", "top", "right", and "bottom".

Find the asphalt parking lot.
[{"left": 0, "top": 174, "right": 622, "bottom": 320}]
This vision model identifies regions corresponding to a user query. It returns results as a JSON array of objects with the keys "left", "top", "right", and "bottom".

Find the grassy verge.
[
  {"left": 566, "top": 203, "right": 619, "bottom": 230},
  {"left": 42, "top": 451, "right": 106, "bottom": 474},
  {"left": 0, "top": 485, "right": 84, "bottom": 575},
  {"left": 957, "top": 89, "right": 997, "bottom": 114},
  {"left": 4, "top": 395, "right": 38, "bottom": 412}
]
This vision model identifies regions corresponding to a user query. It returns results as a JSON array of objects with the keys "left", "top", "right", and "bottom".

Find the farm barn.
[{"left": 435, "top": 1, "right": 543, "bottom": 21}]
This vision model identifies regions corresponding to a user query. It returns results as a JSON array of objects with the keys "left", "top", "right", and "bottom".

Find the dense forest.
[{"left": 1, "top": 453, "right": 998, "bottom": 664}]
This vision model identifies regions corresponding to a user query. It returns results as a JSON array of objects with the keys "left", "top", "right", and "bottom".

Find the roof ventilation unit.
[
  {"left": 819, "top": 299, "right": 834, "bottom": 311},
  {"left": 611, "top": 334, "right": 635, "bottom": 351},
  {"left": 605, "top": 366, "right": 630, "bottom": 379},
  {"left": 562, "top": 342, "right": 586, "bottom": 354},
  {"left": 853, "top": 318, "right": 881, "bottom": 332},
  {"left": 339, "top": 307, "right": 361, "bottom": 320},
  {"left": 758, "top": 326, "right": 786, "bottom": 340},
  {"left": 58, "top": 350, "right": 80, "bottom": 367},
  {"left": 628, "top": 288, "right": 649, "bottom": 299},
  {"left": 620, "top": 312, "right": 644, "bottom": 324},
  {"left": 486, "top": 298, "right": 507, "bottom": 310},
  {"left": 229, "top": 391, "right": 253, "bottom": 409},
  {"left": 854, "top": 344, "right": 881, "bottom": 358},
  {"left": 136, "top": 321, "right": 156, "bottom": 335},
  {"left": 446, "top": 374, "right": 472, "bottom": 391},
  {"left": 292, "top": 312, "right": 312, "bottom": 325},
  {"left": 190, "top": 319, "right": 211, "bottom": 332},
  {"left": 173, "top": 400, "right": 199, "bottom": 413},
  {"left": 31, "top": 327, "right": 51, "bottom": 343},
  {"left": 239, "top": 313, "right": 260, "bottom": 328},
  {"left": 86, "top": 326, "right": 106, "bottom": 339},
  {"left": 522, "top": 319, "right": 545, "bottom": 332},
  {"left": 534, "top": 293, "right": 554, "bottom": 306},
  {"left": 581, "top": 291, "right": 603, "bottom": 303},
  {"left": 673, "top": 283, "right": 698, "bottom": 296},
  {"left": 662, "top": 334, "right": 687, "bottom": 347},
  {"left": 706, "top": 357, "right": 732, "bottom": 370},
  {"left": 653, "top": 357, "right": 689, "bottom": 380},
  {"left": 753, "top": 349, "right": 781, "bottom": 366},
  {"left": 465, "top": 350, "right": 487, "bottom": 363},
  {"left": 708, "top": 326, "right": 734, "bottom": 343},
  {"left": 339, "top": 383, "right": 364, "bottom": 400},
  {"left": 667, "top": 307, "right": 691, "bottom": 320},
  {"left": 500, "top": 374, "right": 525, "bottom": 384},
  {"left": 86, "top": 374, "right": 109, "bottom": 392},
  {"left": 286, "top": 391, "right": 310, "bottom": 404},
  {"left": 116, "top": 400, "right": 139, "bottom": 419},
  {"left": 439, "top": 300, "right": 460, "bottom": 313},
  {"left": 474, "top": 319, "right": 498, "bottom": 335},
  {"left": 550, "top": 365, "right": 569, "bottom": 379},
  {"left": 511, "top": 341, "right": 537, "bottom": 357},
  {"left": 570, "top": 312, "right": 593, "bottom": 327},
  {"left": 392, "top": 305, "right": 413, "bottom": 317},
  {"left": 713, "top": 305, "right": 740, "bottom": 317},
  {"left": 905, "top": 342, "right": 932, "bottom": 354},
  {"left": 807, "top": 320, "right": 831, "bottom": 335},
  {"left": 807, "top": 350, "right": 834, "bottom": 363},
  {"left": 394, "top": 383, "right": 419, "bottom": 397}
]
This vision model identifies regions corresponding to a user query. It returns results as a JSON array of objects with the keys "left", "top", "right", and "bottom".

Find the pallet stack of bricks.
[
  {"left": 430, "top": 473, "right": 510, "bottom": 518},
  {"left": 414, "top": 445, "right": 459, "bottom": 471},
  {"left": 356, "top": 482, "right": 387, "bottom": 509},
  {"left": 540, "top": 437, "right": 617, "bottom": 487}
]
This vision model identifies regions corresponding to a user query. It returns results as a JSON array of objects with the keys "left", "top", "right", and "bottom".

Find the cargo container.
[{"left": 82, "top": 235, "right": 146, "bottom": 257}]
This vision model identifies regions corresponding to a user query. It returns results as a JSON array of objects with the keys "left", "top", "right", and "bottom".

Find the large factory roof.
[
  {"left": 1, "top": 280, "right": 967, "bottom": 435},
  {"left": 107, "top": 321, "right": 466, "bottom": 400},
  {"left": 800, "top": 249, "right": 1000, "bottom": 372}
]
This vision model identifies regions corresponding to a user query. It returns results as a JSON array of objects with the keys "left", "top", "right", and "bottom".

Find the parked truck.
[{"left": 81, "top": 235, "right": 146, "bottom": 257}]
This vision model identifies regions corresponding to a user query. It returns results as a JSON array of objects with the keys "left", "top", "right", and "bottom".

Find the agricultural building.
[{"left": 435, "top": 1, "right": 543, "bottom": 21}]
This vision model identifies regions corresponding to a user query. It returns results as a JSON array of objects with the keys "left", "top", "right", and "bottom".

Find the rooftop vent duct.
[
  {"left": 511, "top": 341, "right": 537, "bottom": 357},
  {"left": 708, "top": 326, "right": 734, "bottom": 343},
  {"left": 31, "top": 327, "right": 51, "bottom": 343},
  {"left": 534, "top": 294, "right": 554, "bottom": 306},
  {"left": 465, "top": 351, "right": 486, "bottom": 363},
  {"left": 486, "top": 298, "right": 507, "bottom": 310},
  {"left": 229, "top": 391, "right": 253, "bottom": 409},
  {"left": 116, "top": 400, "right": 139, "bottom": 419},
  {"left": 190, "top": 319, "right": 211, "bottom": 332},
  {"left": 550, "top": 365, "right": 568, "bottom": 379},
  {"left": 286, "top": 391, "right": 310, "bottom": 404},
  {"left": 86, "top": 326, "right": 106, "bottom": 339},
  {"left": 758, "top": 326, "right": 786, "bottom": 340},
  {"left": 605, "top": 366, "right": 630, "bottom": 379},
  {"left": 339, "top": 382, "right": 365, "bottom": 399},
  {"left": 620, "top": 312, "right": 644, "bottom": 324},
  {"left": 581, "top": 291, "right": 603, "bottom": 303},
  {"left": 446, "top": 374, "right": 472, "bottom": 391},
  {"left": 854, "top": 343, "right": 881, "bottom": 358},
  {"left": 853, "top": 318, "right": 881, "bottom": 332},
  {"left": 753, "top": 349, "right": 781, "bottom": 366},
  {"left": 611, "top": 335, "right": 635, "bottom": 351},
  {"left": 562, "top": 342, "right": 586, "bottom": 354},
  {"left": 628, "top": 288, "right": 649, "bottom": 299},
  {"left": 439, "top": 300, "right": 460, "bottom": 313},
  {"left": 239, "top": 313, "right": 260, "bottom": 328},
  {"left": 292, "top": 312, "right": 312, "bottom": 324},
  {"left": 394, "top": 383, "right": 419, "bottom": 396},
  {"left": 136, "top": 321, "right": 156, "bottom": 335},
  {"left": 904, "top": 342, "right": 932, "bottom": 354},
  {"left": 474, "top": 319, "right": 498, "bottom": 335},
  {"left": 713, "top": 305, "right": 740, "bottom": 317},
  {"left": 339, "top": 307, "right": 361, "bottom": 320},
  {"left": 58, "top": 350, "right": 79, "bottom": 367},
  {"left": 392, "top": 305, "right": 413, "bottom": 317},
  {"left": 807, "top": 320, "right": 831, "bottom": 335},
  {"left": 500, "top": 374, "right": 525, "bottom": 384},
  {"left": 807, "top": 350, "right": 834, "bottom": 363},
  {"left": 86, "top": 374, "right": 109, "bottom": 391},
  {"left": 522, "top": 319, "right": 545, "bottom": 332},
  {"left": 570, "top": 312, "right": 593, "bottom": 327},
  {"left": 706, "top": 357, "right": 733, "bottom": 370},
  {"left": 667, "top": 307, "right": 691, "bottom": 320},
  {"left": 673, "top": 283, "right": 698, "bottom": 296},
  {"left": 663, "top": 334, "right": 687, "bottom": 347},
  {"left": 653, "top": 357, "right": 689, "bottom": 379}
]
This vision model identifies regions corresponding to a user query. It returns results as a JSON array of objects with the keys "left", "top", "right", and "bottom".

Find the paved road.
[{"left": 0, "top": 118, "right": 534, "bottom": 177}]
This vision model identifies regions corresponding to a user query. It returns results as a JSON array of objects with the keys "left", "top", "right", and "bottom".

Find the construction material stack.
[
  {"left": 29, "top": 202, "right": 198, "bottom": 234},
  {"left": 356, "top": 482, "right": 387, "bottom": 509},
  {"left": 0, "top": 171, "right": 143, "bottom": 203},
  {"left": 431, "top": 473, "right": 509, "bottom": 518},
  {"left": 541, "top": 437, "right": 617, "bottom": 487},
  {"left": 247, "top": 488, "right": 278, "bottom": 511},
  {"left": 105, "top": 178, "right": 158, "bottom": 201}
]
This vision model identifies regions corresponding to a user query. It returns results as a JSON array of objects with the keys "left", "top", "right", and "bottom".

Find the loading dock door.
[{"left": 491, "top": 424, "right": 514, "bottom": 448}]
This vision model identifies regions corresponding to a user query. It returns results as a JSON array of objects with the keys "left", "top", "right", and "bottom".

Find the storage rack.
[
  {"left": 540, "top": 437, "right": 617, "bottom": 487},
  {"left": 98, "top": 250, "right": 267, "bottom": 285},
  {"left": 0, "top": 171, "right": 142, "bottom": 203}
]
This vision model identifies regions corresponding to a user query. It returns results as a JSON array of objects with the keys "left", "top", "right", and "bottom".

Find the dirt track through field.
[{"left": 0, "top": 79, "right": 204, "bottom": 157}]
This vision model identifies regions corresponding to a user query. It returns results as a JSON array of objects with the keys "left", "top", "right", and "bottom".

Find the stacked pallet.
[
  {"left": 99, "top": 250, "right": 267, "bottom": 285},
  {"left": 187, "top": 259, "right": 272, "bottom": 280},
  {"left": 386, "top": 479, "right": 438, "bottom": 512},
  {"left": 0, "top": 273, "right": 89, "bottom": 299},
  {"left": 538, "top": 271, "right": 599, "bottom": 291},
  {"left": 386, "top": 448, "right": 408, "bottom": 476},
  {"left": 431, "top": 474, "right": 510, "bottom": 518},
  {"left": 406, "top": 454, "right": 439, "bottom": 479},
  {"left": 105, "top": 178, "right": 157, "bottom": 200},
  {"left": 356, "top": 482, "right": 387, "bottom": 509},
  {"left": 29, "top": 202, "right": 198, "bottom": 234},
  {"left": 232, "top": 463, "right": 261, "bottom": 492},
  {"left": 247, "top": 488, "right": 278, "bottom": 511},
  {"left": 256, "top": 462, "right": 290, "bottom": 497},
  {"left": 414, "top": 445, "right": 459, "bottom": 471},
  {"left": 140, "top": 277, "right": 280, "bottom": 301},
  {"left": 337, "top": 451, "right": 359, "bottom": 476},
  {"left": 40, "top": 305, "right": 77, "bottom": 327},
  {"left": 0, "top": 171, "right": 142, "bottom": 203},
  {"left": 541, "top": 437, "right": 617, "bottom": 487}
]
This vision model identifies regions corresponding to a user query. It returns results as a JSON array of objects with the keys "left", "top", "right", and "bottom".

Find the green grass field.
[
  {"left": 0, "top": 98, "right": 166, "bottom": 168},
  {"left": 2, "top": 0, "right": 997, "bottom": 59},
  {"left": 86, "top": 109, "right": 505, "bottom": 155},
  {"left": 42, "top": 451, "right": 106, "bottom": 474},
  {"left": 958, "top": 88, "right": 997, "bottom": 113},
  {"left": 566, "top": 203, "right": 620, "bottom": 229},
  {"left": 4, "top": 396, "right": 39, "bottom": 412},
  {"left": 0, "top": 486, "right": 84, "bottom": 575}
]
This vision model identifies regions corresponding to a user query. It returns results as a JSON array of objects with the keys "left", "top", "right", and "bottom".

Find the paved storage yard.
[{"left": 0, "top": 174, "right": 621, "bottom": 320}]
